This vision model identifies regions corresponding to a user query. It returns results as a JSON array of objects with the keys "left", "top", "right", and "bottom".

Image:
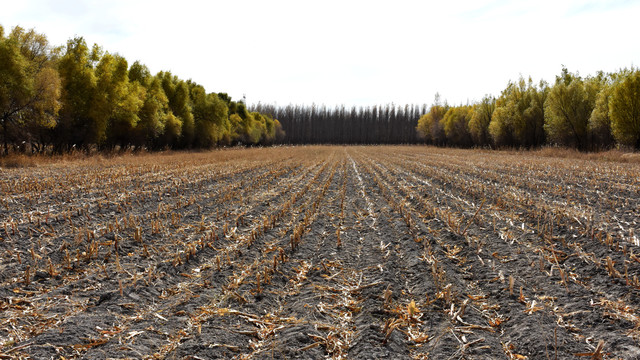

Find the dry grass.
[
  {"left": 531, "top": 147, "right": 640, "bottom": 163},
  {"left": 1, "top": 145, "right": 638, "bottom": 170},
  {"left": 0, "top": 151, "right": 108, "bottom": 168},
  {"left": 0, "top": 148, "right": 211, "bottom": 169},
  {"left": 0, "top": 154, "right": 40, "bottom": 168}
]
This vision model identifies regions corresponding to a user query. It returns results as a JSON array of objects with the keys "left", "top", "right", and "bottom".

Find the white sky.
[{"left": 2, "top": 0, "right": 639, "bottom": 107}]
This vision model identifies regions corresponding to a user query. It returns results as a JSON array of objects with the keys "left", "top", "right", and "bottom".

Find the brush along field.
[{"left": 1, "top": 146, "right": 639, "bottom": 359}]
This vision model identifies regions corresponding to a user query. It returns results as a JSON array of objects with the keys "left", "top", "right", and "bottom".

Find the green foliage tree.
[
  {"left": 253, "top": 112, "right": 283, "bottom": 144},
  {"left": 489, "top": 77, "right": 546, "bottom": 147},
  {"left": 468, "top": 95, "right": 495, "bottom": 146},
  {"left": 610, "top": 68, "right": 640, "bottom": 148},
  {"left": 544, "top": 67, "right": 598, "bottom": 150},
  {"left": 56, "top": 37, "right": 97, "bottom": 150},
  {"left": 442, "top": 105, "right": 473, "bottom": 147},
  {"left": 249, "top": 112, "right": 267, "bottom": 143},
  {"left": 159, "top": 72, "right": 194, "bottom": 147},
  {"left": 162, "top": 112, "right": 183, "bottom": 147},
  {"left": 416, "top": 93, "right": 448, "bottom": 145},
  {"left": 0, "top": 30, "right": 30, "bottom": 154},
  {"left": 92, "top": 53, "right": 144, "bottom": 147},
  {"left": 588, "top": 72, "right": 615, "bottom": 149},
  {"left": 230, "top": 110, "right": 260, "bottom": 144},
  {"left": 274, "top": 118, "right": 285, "bottom": 142},
  {"left": 128, "top": 60, "right": 151, "bottom": 87},
  {"left": 190, "top": 82, "right": 230, "bottom": 147},
  {"left": 134, "top": 75, "right": 171, "bottom": 148},
  {"left": 229, "top": 113, "right": 243, "bottom": 144},
  {"left": 0, "top": 26, "right": 60, "bottom": 154}
]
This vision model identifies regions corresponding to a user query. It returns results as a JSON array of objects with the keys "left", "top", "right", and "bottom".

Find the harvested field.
[{"left": 1, "top": 145, "right": 639, "bottom": 359}]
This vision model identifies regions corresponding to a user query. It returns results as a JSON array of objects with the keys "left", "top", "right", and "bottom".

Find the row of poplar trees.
[
  {"left": 0, "top": 25, "right": 283, "bottom": 155},
  {"left": 417, "top": 67, "right": 640, "bottom": 150},
  {"left": 251, "top": 103, "right": 425, "bottom": 144}
]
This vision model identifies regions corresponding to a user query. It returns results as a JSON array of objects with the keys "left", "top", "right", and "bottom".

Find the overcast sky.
[{"left": 2, "top": 0, "right": 639, "bottom": 107}]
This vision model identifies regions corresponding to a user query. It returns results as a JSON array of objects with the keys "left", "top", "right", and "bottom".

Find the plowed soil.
[{"left": 1, "top": 146, "right": 639, "bottom": 359}]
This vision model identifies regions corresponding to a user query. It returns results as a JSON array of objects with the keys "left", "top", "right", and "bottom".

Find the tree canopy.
[
  {"left": 414, "top": 68, "right": 640, "bottom": 150},
  {"left": 610, "top": 69, "right": 640, "bottom": 148},
  {"left": 0, "top": 26, "right": 61, "bottom": 154},
  {"left": 0, "top": 25, "right": 283, "bottom": 154}
]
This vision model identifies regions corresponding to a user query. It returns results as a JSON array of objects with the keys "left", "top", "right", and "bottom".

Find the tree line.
[
  {"left": 0, "top": 25, "right": 283, "bottom": 155},
  {"left": 3, "top": 24, "right": 639, "bottom": 153},
  {"left": 417, "top": 67, "right": 640, "bottom": 150},
  {"left": 252, "top": 66, "right": 640, "bottom": 150},
  {"left": 251, "top": 103, "right": 426, "bottom": 144}
]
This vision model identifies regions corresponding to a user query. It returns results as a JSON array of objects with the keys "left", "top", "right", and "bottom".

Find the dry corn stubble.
[{"left": 0, "top": 146, "right": 638, "bottom": 359}]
